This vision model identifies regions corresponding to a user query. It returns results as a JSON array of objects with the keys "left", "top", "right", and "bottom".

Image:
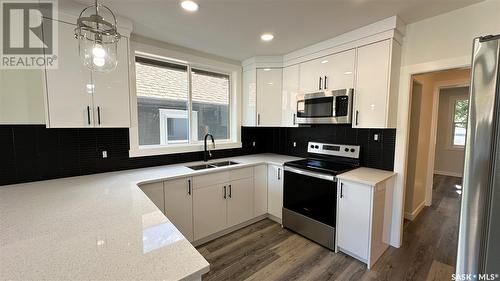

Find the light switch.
[
  {"left": 102, "top": 151, "right": 108, "bottom": 158},
  {"left": 293, "top": 142, "right": 297, "bottom": 147},
  {"left": 373, "top": 134, "right": 379, "bottom": 141},
  {"left": 252, "top": 141, "right": 256, "bottom": 147}
]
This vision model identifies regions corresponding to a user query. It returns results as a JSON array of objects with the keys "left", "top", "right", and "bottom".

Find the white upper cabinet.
[
  {"left": 281, "top": 65, "right": 300, "bottom": 127},
  {"left": 256, "top": 68, "right": 283, "bottom": 126},
  {"left": 91, "top": 37, "right": 131, "bottom": 128},
  {"left": 43, "top": 18, "right": 131, "bottom": 128},
  {"left": 43, "top": 19, "right": 94, "bottom": 128},
  {"left": 299, "top": 49, "right": 355, "bottom": 93},
  {"left": 353, "top": 39, "right": 401, "bottom": 128},
  {"left": 242, "top": 69, "right": 257, "bottom": 126}
]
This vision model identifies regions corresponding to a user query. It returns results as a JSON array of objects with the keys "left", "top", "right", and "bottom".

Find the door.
[
  {"left": 164, "top": 177, "right": 194, "bottom": 241},
  {"left": 193, "top": 184, "right": 227, "bottom": 240},
  {"left": 139, "top": 182, "right": 164, "bottom": 213},
  {"left": 227, "top": 178, "right": 255, "bottom": 227},
  {"left": 353, "top": 40, "right": 391, "bottom": 128},
  {"left": 256, "top": 68, "right": 283, "bottom": 126},
  {"left": 282, "top": 65, "right": 300, "bottom": 127},
  {"left": 92, "top": 37, "right": 131, "bottom": 127},
  {"left": 43, "top": 19, "right": 93, "bottom": 128},
  {"left": 322, "top": 49, "right": 355, "bottom": 90},
  {"left": 299, "top": 57, "right": 325, "bottom": 93},
  {"left": 267, "top": 165, "right": 283, "bottom": 219},
  {"left": 337, "top": 180, "right": 371, "bottom": 260}
]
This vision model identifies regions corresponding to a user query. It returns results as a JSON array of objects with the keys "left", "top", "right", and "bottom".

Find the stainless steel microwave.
[{"left": 296, "top": 88, "right": 354, "bottom": 124}]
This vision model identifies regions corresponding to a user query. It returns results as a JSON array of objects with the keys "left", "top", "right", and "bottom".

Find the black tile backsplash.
[
  {"left": 0, "top": 124, "right": 396, "bottom": 186},
  {"left": 241, "top": 125, "right": 396, "bottom": 171}
]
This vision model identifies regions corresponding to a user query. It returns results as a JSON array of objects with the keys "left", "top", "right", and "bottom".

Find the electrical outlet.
[
  {"left": 374, "top": 134, "right": 379, "bottom": 141},
  {"left": 102, "top": 151, "right": 108, "bottom": 158},
  {"left": 252, "top": 141, "right": 256, "bottom": 147},
  {"left": 293, "top": 142, "right": 297, "bottom": 147}
]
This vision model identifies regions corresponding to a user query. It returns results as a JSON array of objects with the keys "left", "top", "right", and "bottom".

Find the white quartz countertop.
[
  {"left": 336, "top": 167, "right": 396, "bottom": 186},
  {"left": 0, "top": 153, "right": 301, "bottom": 281}
]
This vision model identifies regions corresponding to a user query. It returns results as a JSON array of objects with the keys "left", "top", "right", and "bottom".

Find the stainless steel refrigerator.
[{"left": 456, "top": 34, "right": 500, "bottom": 275}]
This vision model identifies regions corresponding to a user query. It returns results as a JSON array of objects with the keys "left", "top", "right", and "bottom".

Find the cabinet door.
[
  {"left": 242, "top": 69, "right": 257, "bottom": 126},
  {"left": 227, "top": 178, "right": 255, "bottom": 227},
  {"left": 322, "top": 49, "right": 355, "bottom": 90},
  {"left": 254, "top": 165, "right": 268, "bottom": 217},
  {"left": 43, "top": 19, "right": 93, "bottom": 128},
  {"left": 353, "top": 40, "right": 391, "bottom": 128},
  {"left": 267, "top": 165, "right": 284, "bottom": 219},
  {"left": 337, "top": 180, "right": 371, "bottom": 260},
  {"left": 193, "top": 184, "right": 227, "bottom": 240},
  {"left": 92, "top": 37, "right": 131, "bottom": 127},
  {"left": 164, "top": 178, "right": 194, "bottom": 241},
  {"left": 281, "top": 65, "right": 300, "bottom": 127},
  {"left": 299, "top": 58, "right": 325, "bottom": 93},
  {"left": 139, "top": 182, "right": 164, "bottom": 213},
  {"left": 256, "top": 68, "right": 282, "bottom": 126}
]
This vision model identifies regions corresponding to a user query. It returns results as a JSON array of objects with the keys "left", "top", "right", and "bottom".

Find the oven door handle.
[{"left": 284, "top": 166, "right": 336, "bottom": 182}]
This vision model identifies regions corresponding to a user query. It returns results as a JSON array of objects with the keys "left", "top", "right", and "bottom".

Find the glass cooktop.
[{"left": 284, "top": 158, "right": 358, "bottom": 175}]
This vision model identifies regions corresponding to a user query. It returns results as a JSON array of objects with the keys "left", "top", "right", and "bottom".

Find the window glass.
[
  {"left": 135, "top": 57, "right": 189, "bottom": 146},
  {"left": 191, "top": 68, "right": 230, "bottom": 141},
  {"left": 452, "top": 98, "right": 469, "bottom": 147}
]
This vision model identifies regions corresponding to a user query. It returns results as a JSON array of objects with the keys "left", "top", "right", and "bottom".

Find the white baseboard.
[
  {"left": 434, "top": 170, "right": 463, "bottom": 178},
  {"left": 404, "top": 201, "right": 426, "bottom": 221}
]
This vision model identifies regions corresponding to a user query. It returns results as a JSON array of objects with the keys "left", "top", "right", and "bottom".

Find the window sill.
[
  {"left": 129, "top": 141, "right": 242, "bottom": 158},
  {"left": 445, "top": 145, "right": 465, "bottom": 151}
]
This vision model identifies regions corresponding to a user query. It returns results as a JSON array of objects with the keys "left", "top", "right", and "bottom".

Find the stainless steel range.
[{"left": 283, "top": 142, "right": 360, "bottom": 250}]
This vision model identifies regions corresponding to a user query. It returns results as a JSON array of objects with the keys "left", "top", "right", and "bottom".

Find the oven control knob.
[
  {"left": 310, "top": 145, "right": 314, "bottom": 148},
  {"left": 350, "top": 148, "right": 356, "bottom": 153},
  {"left": 314, "top": 145, "right": 319, "bottom": 149},
  {"left": 344, "top": 148, "right": 349, "bottom": 152}
]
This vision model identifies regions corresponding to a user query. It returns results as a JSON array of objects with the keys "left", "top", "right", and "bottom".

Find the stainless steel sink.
[
  {"left": 187, "top": 164, "right": 217, "bottom": 170},
  {"left": 211, "top": 161, "right": 239, "bottom": 167},
  {"left": 187, "top": 161, "right": 239, "bottom": 170}
]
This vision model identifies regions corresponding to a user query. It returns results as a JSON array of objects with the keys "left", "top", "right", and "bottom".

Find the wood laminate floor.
[{"left": 196, "top": 174, "right": 462, "bottom": 281}]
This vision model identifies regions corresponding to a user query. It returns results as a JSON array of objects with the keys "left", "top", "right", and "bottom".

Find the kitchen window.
[
  {"left": 451, "top": 98, "right": 469, "bottom": 147},
  {"left": 134, "top": 55, "right": 232, "bottom": 151}
]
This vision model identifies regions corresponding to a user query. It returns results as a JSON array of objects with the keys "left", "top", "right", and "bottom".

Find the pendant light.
[{"left": 74, "top": 0, "right": 121, "bottom": 72}]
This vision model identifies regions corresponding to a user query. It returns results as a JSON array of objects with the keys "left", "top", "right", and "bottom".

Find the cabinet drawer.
[
  {"left": 193, "top": 167, "right": 254, "bottom": 189},
  {"left": 229, "top": 167, "right": 254, "bottom": 181}
]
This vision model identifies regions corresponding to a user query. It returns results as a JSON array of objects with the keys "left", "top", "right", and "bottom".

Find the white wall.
[{"left": 434, "top": 86, "right": 469, "bottom": 177}]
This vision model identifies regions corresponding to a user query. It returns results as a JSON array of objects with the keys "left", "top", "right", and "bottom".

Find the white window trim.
[
  {"left": 128, "top": 41, "right": 242, "bottom": 157},
  {"left": 447, "top": 96, "right": 468, "bottom": 151}
]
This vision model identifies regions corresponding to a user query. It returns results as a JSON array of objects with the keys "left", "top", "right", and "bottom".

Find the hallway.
[{"left": 196, "top": 175, "right": 462, "bottom": 281}]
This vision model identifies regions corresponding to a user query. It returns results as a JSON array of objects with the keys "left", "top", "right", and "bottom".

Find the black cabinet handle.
[
  {"left": 223, "top": 186, "right": 227, "bottom": 199},
  {"left": 319, "top": 77, "right": 323, "bottom": 90},
  {"left": 257, "top": 114, "right": 260, "bottom": 126},
  {"left": 97, "top": 106, "right": 101, "bottom": 125},
  {"left": 228, "top": 184, "right": 232, "bottom": 198},
  {"left": 293, "top": 113, "right": 296, "bottom": 125},
  {"left": 278, "top": 168, "right": 281, "bottom": 180},
  {"left": 188, "top": 179, "right": 191, "bottom": 195},
  {"left": 340, "top": 183, "right": 344, "bottom": 198},
  {"left": 355, "top": 110, "right": 359, "bottom": 126},
  {"left": 87, "top": 106, "right": 91, "bottom": 125},
  {"left": 324, "top": 76, "right": 328, "bottom": 89}
]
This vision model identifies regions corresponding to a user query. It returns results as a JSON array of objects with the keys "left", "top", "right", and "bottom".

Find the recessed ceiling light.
[
  {"left": 263, "top": 68, "right": 271, "bottom": 71},
  {"left": 321, "top": 60, "right": 329, "bottom": 64},
  {"left": 181, "top": 0, "right": 199, "bottom": 12},
  {"left": 261, "top": 33, "right": 274, "bottom": 41}
]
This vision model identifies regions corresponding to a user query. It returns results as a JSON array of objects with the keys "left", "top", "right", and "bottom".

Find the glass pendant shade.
[{"left": 75, "top": 2, "right": 121, "bottom": 73}]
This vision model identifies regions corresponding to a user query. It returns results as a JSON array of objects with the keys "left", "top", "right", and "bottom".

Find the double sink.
[{"left": 187, "top": 161, "right": 240, "bottom": 171}]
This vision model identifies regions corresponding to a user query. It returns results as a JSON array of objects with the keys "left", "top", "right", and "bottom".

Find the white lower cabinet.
[
  {"left": 139, "top": 182, "right": 164, "bottom": 213},
  {"left": 193, "top": 184, "right": 227, "bottom": 240},
  {"left": 336, "top": 178, "right": 392, "bottom": 268},
  {"left": 227, "top": 178, "right": 255, "bottom": 227},
  {"left": 254, "top": 165, "right": 268, "bottom": 216},
  {"left": 164, "top": 178, "right": 194, "bottom": 242},
  {"left": 267, "top": 164, "right": 283, "bottom": 219}
]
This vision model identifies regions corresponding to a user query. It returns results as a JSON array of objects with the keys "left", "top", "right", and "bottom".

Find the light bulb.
[
  {"left": 93, "top": 57, "right": 105, "bottom": 67},
  {"left": 92, "top": 44, "right": 106, "bottom": 58}
]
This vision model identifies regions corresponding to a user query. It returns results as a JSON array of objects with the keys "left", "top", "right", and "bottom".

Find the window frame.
[
  {"left": 128, "top": 43, "right": 241, "bottom": 157},
  {"left": 449, "top": 96, "right": 469, "bottom": 149}
]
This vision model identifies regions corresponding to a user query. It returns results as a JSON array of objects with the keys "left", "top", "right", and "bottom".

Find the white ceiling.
[{"left": 70, "top": 0, "right": 483, "bottom": 61}]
